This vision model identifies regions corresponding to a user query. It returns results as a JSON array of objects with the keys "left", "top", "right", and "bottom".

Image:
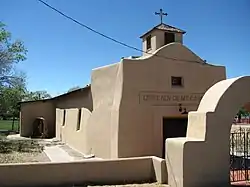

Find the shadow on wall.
[{"left": 56, "top": 107, "right": 92, "bottom": 155}]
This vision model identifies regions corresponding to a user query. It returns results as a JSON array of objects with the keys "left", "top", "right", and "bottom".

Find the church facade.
[{"left": 20, "top": 15, "right": 226, "bottom": 159}]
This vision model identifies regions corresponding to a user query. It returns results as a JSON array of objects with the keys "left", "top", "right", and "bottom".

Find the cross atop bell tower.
[
  {"left": 140, "top": 10, "right": 186, "bottom": 56},
  {"left": 155, "top": 9, "right": 168, "bottom": 24}
]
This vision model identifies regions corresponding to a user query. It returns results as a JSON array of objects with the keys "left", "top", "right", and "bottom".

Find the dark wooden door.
[
  {"left": 162, "top": 118, "right": 188, "bottom": 158},
  {"left": 32, "top": 119, "right": 44, "bottom": 137}
]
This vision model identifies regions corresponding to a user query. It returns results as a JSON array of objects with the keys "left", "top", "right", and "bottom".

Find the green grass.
[{"left": 0, "top": 120, "right": 19, "bottom": 131}]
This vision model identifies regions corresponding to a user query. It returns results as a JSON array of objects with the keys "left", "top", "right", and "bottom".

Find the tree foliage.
[
  {"left": 23, "top": 91, "right": 51, "bottom": 101},
  {"left": 0, "top": 86, "right": 25, "bottom": 119},
  {"left": 236, "top": 107, "right": 250, "bottom": 123},
  {"left": 237, "top": 107, "right": 249, "bottom": 117},
  {"left": 0, "top": 22, "right": 27, "bottom": 118},
  {"left": 0, "top": 23, "right": 52, "bottom": 119},
  {"left": 0, "top": 22, "right": 27, "bottom": 86}
]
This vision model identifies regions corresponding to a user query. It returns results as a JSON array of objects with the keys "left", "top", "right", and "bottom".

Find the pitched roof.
[
  {"left": 19, "top": 84, "right": 91, "bottom": 104},
  {"left": 53, "top": 84, "right": 90, "bottom": 100},
  {"left": 140, "top": 23, "right": 186, "bottom": 38}
]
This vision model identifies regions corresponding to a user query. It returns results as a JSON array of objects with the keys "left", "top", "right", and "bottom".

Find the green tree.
[
  {"left": 0, "top": 22, "right": 27, "bottom": 119},
  {"left": 0, "top": 86, "right": 25, "bottom": 119},
  {"left": 236, "top": 107, "right": 250, "bottom": 123},
  {"left": 0, "top": 22, "right": 27, "bottom": 86},
  {"left": 24, "top": 90, "right": 51, "bottom": 101}
]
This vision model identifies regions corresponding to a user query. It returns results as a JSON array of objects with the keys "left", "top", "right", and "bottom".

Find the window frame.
[{"left": 171, "top": 76, "right": 183, "bottom": 87}]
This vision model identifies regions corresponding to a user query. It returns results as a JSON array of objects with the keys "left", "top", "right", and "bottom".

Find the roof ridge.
[{"left": 140, "top": 23, "right": 186, "bottom": 38}]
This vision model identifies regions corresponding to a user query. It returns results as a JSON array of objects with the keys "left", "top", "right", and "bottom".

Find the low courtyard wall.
[{"left": 0, "top": 156, "right": 167, "bottom": 187}]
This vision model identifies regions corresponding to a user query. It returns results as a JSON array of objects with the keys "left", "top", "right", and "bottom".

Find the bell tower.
[{"left": 140, "top": 9, "right": 186, "bottom": 56}]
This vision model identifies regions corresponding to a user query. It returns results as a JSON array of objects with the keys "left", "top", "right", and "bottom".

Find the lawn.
[{"left": 0, "top": 120, "right": 19, "bottom": 131}]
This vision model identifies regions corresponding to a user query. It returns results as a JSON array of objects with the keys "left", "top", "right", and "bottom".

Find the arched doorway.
[
  {"left": 31, "top": 117, "right": 48, "bottom": 138},
  {"left": 165, "top": 76, "right": 250, "bottom": 187}
]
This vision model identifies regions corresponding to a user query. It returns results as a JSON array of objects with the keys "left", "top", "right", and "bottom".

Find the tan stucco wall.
[
  {"left": 29, "top": 42, "right": 225, "bottom": 160},
  {"left": 20, "top": 101, "right": 55, "bottom": 137},
  {"left": 20, "top": 88, "right": 93, "bottom": 138},
  {"left": 154, "top": 30, "right": 183, "bottom": 50},
  {"left": 55, "top": 88, "right": 93, "bottom": 111},
  {"left": 56, "top": 108, "right": 91, "bottom": 154},
  {"left": 165, "top": 76, "right": 250, "bottom": 187},
  {"left": 82, "top": 43, "right": 226, "bottom": 159},
  {"left": 116, "top": 43, "right": 225, "bottom": 158},
  {"left": 0, "top": 156, "right": 166, "bottom": 187},
  {"left": 142, "top": 30, "right": 183, "bottom": 56},
  {"left": 86, "top": 63, "right": 123, "bottom": 158},
  {"left": 142, "top": 33, "right": 157, "bottom": 56},
  {"left": 55, "top": 63, "right": 123, "bottom": 158}
]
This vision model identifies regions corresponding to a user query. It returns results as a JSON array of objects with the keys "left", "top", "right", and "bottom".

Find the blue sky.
[{"left": 1, "top": 0, "right": 250, "bottom": 96}]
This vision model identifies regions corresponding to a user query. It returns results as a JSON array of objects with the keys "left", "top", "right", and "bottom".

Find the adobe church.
[{"left": 19, "top": 10, "right": 226, "bottom": 159}]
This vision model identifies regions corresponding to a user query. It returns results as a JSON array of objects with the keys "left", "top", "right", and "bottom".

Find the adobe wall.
[
  {"left": 56, "top": 108, "right": 91, "bottom": 154},
  {"left": 86, "top": 63, "right": 123, "bottom": 158},
  {"left": 55, "top": 43, "right": 226, "bottom": 159},
  {"left": 116, "top": 43, "right": 226, "bottom": 158},
  {"left": 56, "top": 63, "right": 123, "bottom": 157},
  {"left": 165, "top": 76, "right": 250, "bottom": 187},
  {"left": 55, "top": 88, "right": 93, "bottom": 111},
  {"left": 55, "top": 89, "right": 93, "bottom": 150},
  {"left": 0, "top": 156, "right": 167, "bottom": 187},
  {"left": 20, "top": 100, "right": 55, "bottom": 137}
]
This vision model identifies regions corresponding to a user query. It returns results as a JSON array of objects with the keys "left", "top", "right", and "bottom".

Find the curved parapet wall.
[
  {"left": 134, "top": 43, "right": 205, "bottom": 65},
  {"left": 166, "top": 76, "right": 250, "bottom": 187},
  {"left": 117, "top": 42, "right": 226, "bottom": 158}
]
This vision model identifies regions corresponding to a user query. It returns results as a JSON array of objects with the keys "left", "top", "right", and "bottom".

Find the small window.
[
  {"left": 171, "top": 76, "right": 183, "bottom": 87},
  {"left": 62, "top": 110, "right": 66, "bottom": 126},
  {"left": 146, "top": 35, "right": 151, "bottom": 50},
  {"left": 165, "top": 32, "right": 175, "bottom": 45},
  {"left": 76, "top": 108, "right": 82, "bottom": 131}
]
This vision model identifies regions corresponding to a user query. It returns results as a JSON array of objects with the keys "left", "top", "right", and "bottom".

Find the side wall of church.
[
  {"left": 117, "top": 43, "right": 226, "bottom": 158},
  {"left": 55, "top": 89, "right": 93, "bottom": 111},
  {"left": 55, "top": 63, "right": 123, "bottom": 157},
  {"left": 55, "top": 107, "right": 91, "bottom": 154},
  {"left": 20, "top": 101, "right": 55, "bottom": 137}
]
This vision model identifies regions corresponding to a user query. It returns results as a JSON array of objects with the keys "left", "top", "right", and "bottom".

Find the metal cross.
[{"left": 155, "top": 9, "right": 168, "bottom": 24}]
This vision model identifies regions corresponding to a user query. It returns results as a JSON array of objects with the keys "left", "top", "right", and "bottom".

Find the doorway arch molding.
[{"left": 165, "top": 76, "right": 250, "bottom": 187}]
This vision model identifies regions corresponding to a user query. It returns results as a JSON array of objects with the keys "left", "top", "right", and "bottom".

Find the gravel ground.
[{"left": 0, "top": 151, "right": 50, "bottom": 163}]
